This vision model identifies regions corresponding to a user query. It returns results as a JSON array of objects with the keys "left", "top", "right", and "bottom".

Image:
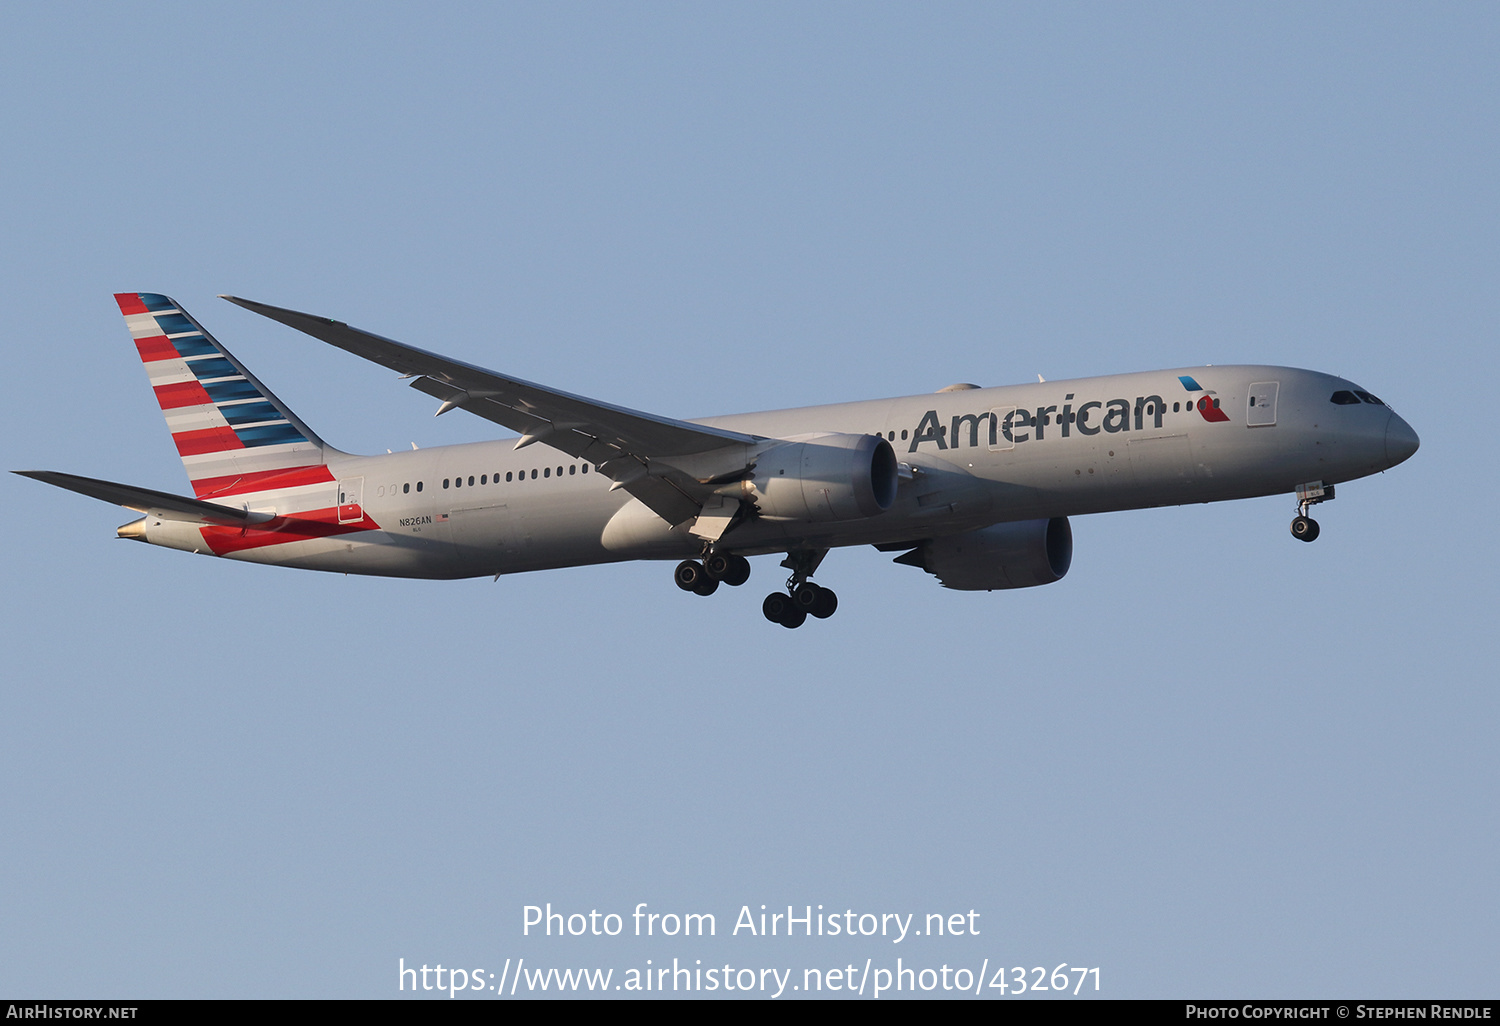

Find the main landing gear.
[
  {"left": 674, "top": 553, "right": 751, "bottom": 596},
  {"left": 761, "top": 582, "right": 838, "bottom": 629},
  {"left": 762, "top": 549, "right": 837, "bottom": 629},
  {"left": 1290, "top": 481, "right": 1335, "bottom": 543},
  {"left": 676, "top": 548, "right": 840, "bottom": 628}
]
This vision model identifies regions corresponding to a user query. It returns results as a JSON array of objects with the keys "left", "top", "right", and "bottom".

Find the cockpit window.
[
  {"left": 1354, "top": 390, "right": 1385, "bottom": 406},
  {"left": 1330, "top": 390, "right": 1361, "bottom": 405}
]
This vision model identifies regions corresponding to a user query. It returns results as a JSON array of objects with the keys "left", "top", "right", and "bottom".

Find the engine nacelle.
[
  {"left": 747, "top": 433, "right": 898, "bottom": 522},
  {"left": 904, "top": 517, "right": 1072, "bottom": 591}
]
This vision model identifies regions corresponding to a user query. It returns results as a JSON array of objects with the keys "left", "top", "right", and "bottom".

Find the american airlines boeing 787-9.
[{"left": 18, "top": 293, "right": 1420, "bottom": 628}]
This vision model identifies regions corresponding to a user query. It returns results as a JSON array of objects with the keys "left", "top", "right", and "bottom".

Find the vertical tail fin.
[{"left": 114, "top": 292, "right": 335, "bottom": 500}]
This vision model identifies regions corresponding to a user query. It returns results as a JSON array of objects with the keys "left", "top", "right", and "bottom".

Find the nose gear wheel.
[
  {"left": 1289, "top": 482, "right": 1333, "bottom": 542},
  {"left": 1290, "top": 515, "right": 1320, "bottom": 542}
]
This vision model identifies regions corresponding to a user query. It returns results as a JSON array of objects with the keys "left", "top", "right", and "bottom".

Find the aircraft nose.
[{"left": 1385, "top": 412, "right": 1420, "bottom": 467}]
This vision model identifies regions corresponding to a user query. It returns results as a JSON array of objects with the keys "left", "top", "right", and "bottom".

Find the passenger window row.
[
  {"left": 370, "top": 463, "right": 594, "bottom": 499},
  {"left": 442, "top": 464, "right": 590, "bottom": 489}
]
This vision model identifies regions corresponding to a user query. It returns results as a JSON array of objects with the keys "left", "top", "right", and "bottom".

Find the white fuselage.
[{"left": 137, "top": 364, "right": 1415, "bottom": 579}]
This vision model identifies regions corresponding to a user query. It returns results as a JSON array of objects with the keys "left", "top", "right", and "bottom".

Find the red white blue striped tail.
[{"left": 114, "top": 292, "right": 334, "bottom": 501}]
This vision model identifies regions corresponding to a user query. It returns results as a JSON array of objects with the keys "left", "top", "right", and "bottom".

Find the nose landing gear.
[{"left": 1289, "top": 481, "right": 1334, "bottom": 543}]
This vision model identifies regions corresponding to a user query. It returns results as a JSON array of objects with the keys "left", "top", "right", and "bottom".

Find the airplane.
[{"left": 17, "top": 292, "right": 1420, "bottom": 628}]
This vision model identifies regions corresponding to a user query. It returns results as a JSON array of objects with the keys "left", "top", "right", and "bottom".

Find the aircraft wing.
[
  {"left": 222, "top": 296, "right": 760, "bottom": 525},
  {"left": 15, "top": 470, "right": 271, "bottom": 526}
]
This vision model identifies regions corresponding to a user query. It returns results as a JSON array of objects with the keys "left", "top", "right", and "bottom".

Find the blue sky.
[{"left": 2, "top": 2, "right": 1495, "bottom": 998}]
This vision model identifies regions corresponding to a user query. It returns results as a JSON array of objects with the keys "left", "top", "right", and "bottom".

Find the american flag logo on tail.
[
  {"left": 111, "top": 293, "right": 378, "bottom": 554},
  {"left": 114, "top": 292, "right": 333, "bottom": 498}
]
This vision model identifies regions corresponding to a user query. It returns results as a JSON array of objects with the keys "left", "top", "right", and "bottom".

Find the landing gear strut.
[
  {"left": 761, "top": 549, "right": 838, "bottom": 629},
  {"left": 1290, "top": 481, "right": 1334, "bottom": 543}
]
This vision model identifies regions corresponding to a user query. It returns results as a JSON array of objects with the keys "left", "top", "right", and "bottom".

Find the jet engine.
[
  {"left": 746, "top": 433, "right": 898, "bottom": 522},
  {"left": 898, "top": 517, "right": 1072, "bottom": 591}
]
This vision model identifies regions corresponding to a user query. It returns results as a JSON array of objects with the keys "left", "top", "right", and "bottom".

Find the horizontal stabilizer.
[{"left": 14, "top": 470, "right": 270, "bottom": 526}]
